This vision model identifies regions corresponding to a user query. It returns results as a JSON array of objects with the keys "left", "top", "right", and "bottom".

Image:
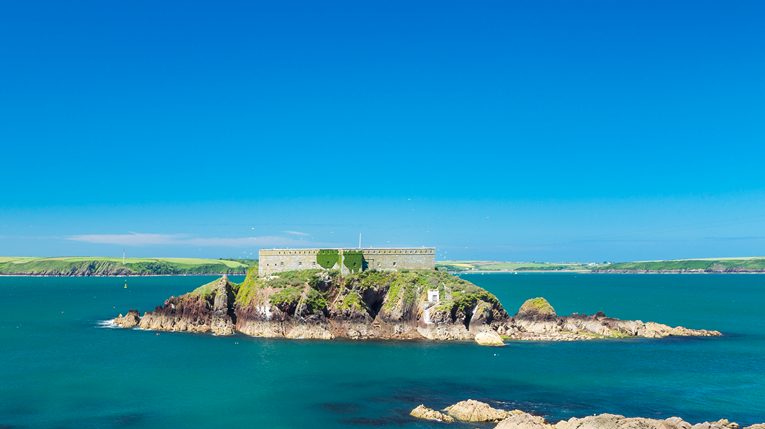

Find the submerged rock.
[{"left": 444, "top": 399, "right": 510, "bottom": 422}]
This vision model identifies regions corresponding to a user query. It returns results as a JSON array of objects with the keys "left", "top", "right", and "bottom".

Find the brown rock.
[
  {"left": 113, "top": 310, "right": 140, "bottom": 328},
  {"left": 496, "top": 411, "right": 553, "bottom": 429},
  {"left": 475, "top": 330, "right": 505, "bottom": 346},
  {"left": 410, "top": 405, "right": 455, "bottom": 423},
  {"left": 444, "top": 399, "right": 509, "bottom": 422}
]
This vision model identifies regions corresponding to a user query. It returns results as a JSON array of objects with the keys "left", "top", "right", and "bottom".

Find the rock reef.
[
  {"left": 497, "top": 297, "right": 720, "bottom": 341},
  {"left": 411, "top": 401, "right": 763, "bottom": 429},
  {"left": 112, "top": 271, "right": 720, "bottom": 342}
]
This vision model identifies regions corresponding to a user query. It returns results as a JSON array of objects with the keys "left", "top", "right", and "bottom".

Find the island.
[{"left": 111, "top": 248, "right": 720, "bottom": 344}]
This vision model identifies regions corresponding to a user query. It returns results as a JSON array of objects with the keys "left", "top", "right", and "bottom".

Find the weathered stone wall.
[{"left": 258, "top": 248, "right": 435, "bottom": 276}]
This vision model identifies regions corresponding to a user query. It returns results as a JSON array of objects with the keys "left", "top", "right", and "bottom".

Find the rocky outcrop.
[
  {"left": 475, "top": 329, "right": 505, "bottom": 346},
  {"left": 410, "top": 405, "right": 455, "bottom": 423},
  {"left": 113, "top": 310, "right": 140, "bottom": 328},
  {"left": 411, "top": 403, "right": 762, "bottom": 429},
  {"left": 136, "top": 277, "right": 237, "bottom": 335},
  {"left": 556, "top": 414, "right": 741, "bottom": 429},
  {"left": 495, "top": 299, "right": 721, "bottom": 341},
  {"left": 496, "top": 411, "right": 551, "bottom": 429},
  {"left": 517, "top": 297, "right": 557, "bottom": 320},
  {"left": 112, "top": 269, "right": 720, "bottom": 342},
  {"left": 444, "top": 399, "right": 510, "bottom": 422}
]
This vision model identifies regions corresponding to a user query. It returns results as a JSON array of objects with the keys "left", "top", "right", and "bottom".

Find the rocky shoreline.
[
  {"left": 410, "top": 400, "right": 763, "bottom": 429},
  {"left": 111, "top": 269, "right": 720, "bottom": 344}
]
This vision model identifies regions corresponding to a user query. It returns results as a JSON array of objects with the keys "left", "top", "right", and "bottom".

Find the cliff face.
[{"left": 115, "top": 269, "right": 508, "bottom": 341}]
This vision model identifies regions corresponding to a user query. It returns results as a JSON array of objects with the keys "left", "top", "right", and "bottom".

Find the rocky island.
[{"left": 112, "top": 267, "right": 720, "bottom": 343}]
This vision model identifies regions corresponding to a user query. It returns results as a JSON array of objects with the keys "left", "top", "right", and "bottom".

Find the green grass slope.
[{"left": 0, "top": 257, "right": 255, "bottom": 276}]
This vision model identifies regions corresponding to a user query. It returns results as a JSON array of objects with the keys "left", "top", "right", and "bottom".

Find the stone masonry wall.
[{"left": 258, "top": 248, "right": 435, "bottom": 276}]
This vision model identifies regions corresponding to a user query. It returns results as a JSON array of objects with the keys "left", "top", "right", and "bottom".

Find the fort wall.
[{"left": 258, "top": 248, "right": 435, "bottom": 276}]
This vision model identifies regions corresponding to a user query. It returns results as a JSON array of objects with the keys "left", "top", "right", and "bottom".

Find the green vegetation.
[
  {"left": 269, "top": 287, "right": 303, "bottom": 310},
  {"left": 316, "top": 249, "right": 340, "bottom": 269},
  {"left": 600, "top": 258, "right": 765, "bottom": 272},
  {"left": 0, "top": 257, "right": 253, "bottom": 276},
  {"left": 342, "top": 250, "right": 364, "bottom": 273},
  {"left": 304, "top": 288, "right": 328, "bottom": 313},
  {"left": 517, "top": 297, "right": 557, "bottom": 317}
]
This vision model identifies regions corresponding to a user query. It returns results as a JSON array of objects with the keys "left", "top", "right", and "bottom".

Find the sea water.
[{"left": 1, "top": 273, "right": 763, "bottom": 428}]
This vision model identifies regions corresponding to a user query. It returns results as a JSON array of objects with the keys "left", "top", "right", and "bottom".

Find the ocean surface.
[{"left": 1, "top": 273, "right": 764, "bottom": 428}]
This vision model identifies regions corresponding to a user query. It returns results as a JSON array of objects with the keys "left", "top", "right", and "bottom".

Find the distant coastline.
[
  {"left": 1, "top": 256, "right": 764, "bottom": 276},
  {"left": 0, "top": 257, "right": 252, "bottom": 277},
  {"left": 440, "top": 258, "right": 765, "bottom": 274}
]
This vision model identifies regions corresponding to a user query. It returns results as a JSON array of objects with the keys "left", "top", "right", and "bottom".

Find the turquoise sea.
[{"left": 1, "top": 273, "right": 764, "bottom": 428}]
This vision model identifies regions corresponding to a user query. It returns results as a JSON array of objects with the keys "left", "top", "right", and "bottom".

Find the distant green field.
[
  {"left": 599, "top": 258, "right": 765, "bottom": 273},
  {"left": 0, "top": 257, "right": 256, "bottom": 276},
  {"left": 436, "top": 260, "right": 598, "bottom": 272}
]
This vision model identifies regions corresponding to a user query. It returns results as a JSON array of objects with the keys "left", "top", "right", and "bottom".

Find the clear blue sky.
[{"left": 1, "top": 0, "right": 763, "bottom": 261}]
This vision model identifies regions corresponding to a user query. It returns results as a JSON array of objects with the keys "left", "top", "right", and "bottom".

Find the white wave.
[{"left": 96, "top": 319, "right": 118, "bottom": 329}]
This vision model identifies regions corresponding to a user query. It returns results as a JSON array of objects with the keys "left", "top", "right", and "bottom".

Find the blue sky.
[{"left": 1, "top": 0, "right": 763, "bottom": 261}]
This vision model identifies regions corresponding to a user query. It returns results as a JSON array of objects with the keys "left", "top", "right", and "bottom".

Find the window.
[{"left": 392, "top": 261, "right": 397, "bottom": 266}]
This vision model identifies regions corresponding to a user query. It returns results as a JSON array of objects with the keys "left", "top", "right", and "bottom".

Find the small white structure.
[{"left": 427, "top": 289, "right": 440, "bottom": 303}]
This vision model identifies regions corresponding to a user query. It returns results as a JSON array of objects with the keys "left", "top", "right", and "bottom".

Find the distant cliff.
[
  {"left": 112, "top": 269, "right": 720, "bottom": 342},
  {"left": 0, "top": 257, "right": 251, "bottom": 276}
]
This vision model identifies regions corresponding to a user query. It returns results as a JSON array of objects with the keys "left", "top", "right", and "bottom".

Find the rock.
[
  {"left": 113, "top": 310, "right": 140, "bottom": 328},
  {"left": 444, "top": 399, "right": 510, "bottom": 422},
  {"left": 410, "top": 405, "right": 455, "bottom": 423},
  {"left": 555, "top": 413, "right": 695, "bottom": 429},
  {"left": 475, "top": 330, "right": 505, "bottom": 346},
  {"left": 744, "top": 424, "right": 765, "bottom": 429},
  {"left": 692, "top": 420, "right": 739, "bottom": 429},
  {"left": 210, "top": 277, "right": 236, "bottom": 335},
  {"left": 496, "top": 411, "right": 553, "bottom": 429},
  {"left": 517, "top": 297, "right": 557, "bottom": 320}
]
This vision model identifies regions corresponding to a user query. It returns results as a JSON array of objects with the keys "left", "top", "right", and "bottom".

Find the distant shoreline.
[
  {"left": 0, "top": 273, "right": 245, "bottom": 278},
  {"left": 453, "top": 270, "right": 765, "bottom": 275}
]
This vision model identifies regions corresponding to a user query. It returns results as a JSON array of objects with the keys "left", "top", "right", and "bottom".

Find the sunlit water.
[{"left": 1, "top": 273, "right": 763, "bottom": 428}]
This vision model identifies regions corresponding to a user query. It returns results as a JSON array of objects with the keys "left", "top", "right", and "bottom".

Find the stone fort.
[{"left": 258, "top": 247, "right": 436, "bottom": 277}]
